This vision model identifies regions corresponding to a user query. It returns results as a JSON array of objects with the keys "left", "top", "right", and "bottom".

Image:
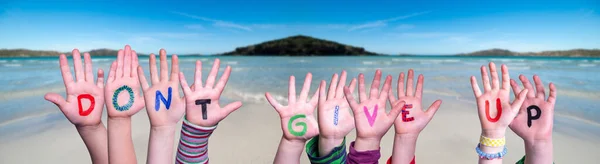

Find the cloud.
[
  {"left": 185, "top": 24, "right": 204, "bottom": 30},
  {"left": 172, "top": 11, "right": 252, "bottom": 31},
  {"left": 396, "top": 24, "right": 415, "bottom": 30},
  {"left": 348, "top": 11, "right": 430, "bottom": 31},
  {"left": 397, "top": 32, "right": 454, "bottom": 38}
]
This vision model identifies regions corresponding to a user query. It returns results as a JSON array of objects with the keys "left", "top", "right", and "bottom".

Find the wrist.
[
  {"left": 481, "top": 128, "right": 506, "bottom": 138},
  {"left": 394, "top": 133, "right": 419, "bottom": 141},
  {"left": 282, "top": 136, "right": 306, "bottom": 148},
  {"left": 75, "top": 123, "right": 105, "bottom": 132},
  {"left": 151, "top": 125, "right": 177, "bottom": 134},
  {"left": 318, "top": 136, "right": 344, "bottom": 156},
  {"left": 354, "top": 137, "right": 381, "bottom": 151}
]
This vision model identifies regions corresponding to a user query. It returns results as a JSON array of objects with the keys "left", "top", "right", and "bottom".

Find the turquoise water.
[{"left": 1, "top": 56, "right": 599, "bottom": 136}]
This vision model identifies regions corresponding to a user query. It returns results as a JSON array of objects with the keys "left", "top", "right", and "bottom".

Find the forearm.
[
  {"left": 76, "top": 123, "right": 109, "bottom": 164},
  {"left": 274, "top": 136, "right": 305, "bottom": 164},
  {"left": 391, "top": 134, "right": 417, "bottom": 164},
  {"left": 318, "top": 136, "right": 344, "bottom": 156},
  {"left": 524, "top": 140, "right": 553, "bottom": 164},
  {"left": 108, "top": 118, "right": 137, "bottom": 164},
  {"left": 147, "top": 126, "right": 177, "bottom": 164},
  {"left": 176, "top": 118, "right": 216, "bottom": 164}
]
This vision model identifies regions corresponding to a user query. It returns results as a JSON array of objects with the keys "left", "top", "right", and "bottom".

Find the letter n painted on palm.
[
  {"left": 77, "top": 94, "right": 95, "bottom": 116},
  {"left": 154, "top": 87, "right": 172, "bottom": 111},
  {"left": 485, "top": 98, "right": 502, "bottom": 122}
]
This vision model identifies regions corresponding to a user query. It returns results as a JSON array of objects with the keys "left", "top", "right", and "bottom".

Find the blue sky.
[{"left": 0, "top": 0, "right": 598, "bottom": 55}]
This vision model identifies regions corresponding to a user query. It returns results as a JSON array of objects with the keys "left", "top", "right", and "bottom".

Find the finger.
[
  {"left": 123, "top": 45, "right": 132, "bottom": 77},
  {"left": 309, "top": 86, "right": 319, "bottom": 107},
  {"left": 489, "top": 62, "right": 500, "bottom": 89},
  {"left": 159, "top": 49, "right": 168, "bottom": 81},
  {"left": 388, "top": 100, "right": 405, "bottom": 120},
  {"left": 58, "top": 54, "right": 74, "bottom": 87},
  {"left": 519, "top": 75, "right": 535, "bottom": 98},
  {"left": 179, "top": 72, "right": 192, "bottom": 96},
  {"left": 511, "top": 89, "right": 529, "bottom": 112},
  {"left": 501, "top": 64, "right": 510, "bottom": 90},
  {"left": 344, "top": 86, "right": 359, "bottom": 111},
  {"left": 335, "top": 70, "right": 347, "bottom": 98},
  {"left": 319, "top": 80, "right": 326, "bottom": 105},
  {"left": 510, "top": 79, "right": 522, "bottom": 98},
  {"left": 379, "top": 75, "right": 392, "bottom": 100},
  {"left": 369, "top": 70, "right": 382, "bottom": 99},
  {"left": 547, "top": 83, "right": 557, "bottom": 104},
  {"left": 533, "top": 75, "right": 546, "bottom": 98},
  {"left": 83, "top": 52, "right": 94, "bottom": 82},
  {"left": 425, "top": 100, "right": 442, "bottom": 119},
  {"left": 108, "top": 61, "right": 117, "bottom": 83},
  {"left": 348, "top": 78, "right": 357, "bottom": 95},
  {"left": 328, "top": 73, "right": 339, "bottom": 100},
  {"left": 170, "top": 55, "right": 180, "bottom": 82},
  {"left": 470, "top": 76, "right": 482, "bottom": 97},
  {"left": 96, "top": 69, "right": 105, "bottom": 88},
  {"left": 299, "top": 73, "right": 313, "bottom": 103},
  {"left": 397, "top": 72, "right": 405, "bottom": 97},
  {"left": 222, "top": 101, "right": 243, "bottom": 117},
  {"left": 406, "top": 69, "right": 415, "bottom": 96},
  {"left": 137, "top": 66, "right": 150, "bottom": 90},
  {"left": 131, "top": 50, "right": 139, "bottom": 78},
  {"left": 288, "top": 75, "right": 296, "bottom": 104},
  {"left": 149, "top": 54, "right": 159, "bottom": 84},
  {"left": 116, "top": 49, "right": 124, "bottom": 78},
  {"left": 265, "top": 92, "right": 283, "bottom": 109},
  {"left": 415, "top": 74, "right": 424, "bottom": 98},
  {"left": 214, "top": 66, "right": 232, "bottom": 96},
  {"left": 480, "top": 65, "right": 491, "bottom": 91},
  {"left": 194, "top": 60, "right": 203, "bottom": 91},
  {"left": 72, "top": 49, "right": 85, "bottom": 82},
  {"left": 388, "top": 90, "right": 397, "bottom": 103},
  {"left": 205, "top": 58, "right": 221, "bottom": 88},
  {"left": 44, "top": 93, "right": 66, "bottom": 108},
  {"left": 358, "top": 73, "right": 367, "bottom": 102}
]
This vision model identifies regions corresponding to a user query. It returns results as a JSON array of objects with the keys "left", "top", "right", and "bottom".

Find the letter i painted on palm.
[
  {"left": 363, "top": 105, "right": 378, "bottom": 127},
  {"left": 485, "top": 98, "right": 502, "bottom": 122},
  {"left": 154, "top": 87, "right": 173, "bottom": 111},
  {"left": 333, "top": 105, "right": 340, "bottom": 126}
]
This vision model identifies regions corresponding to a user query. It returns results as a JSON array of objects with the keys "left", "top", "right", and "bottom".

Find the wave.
[
  {"left": 224, "top": 61, "right": 238, "bottom": 65},
  {"left": 0, "top": 60, "right": 7, "bottom": 63},
  {"left": 509, "top": 66, "right": 530, "bottom": 70},
  {"left": 2, "top": 63, "right": 22, "bottom": 67},
  {"left": 362, "top": 61, "right": 376, "bottom": 65},
  {"left": 0, "top": 111, "right": 60, "bottom": 127},
  {"left": 0, "top": 84, "right": 64, "bottom": 101},
  {"left": 578, "top": 63, "right": 596, "bottom": 67}
]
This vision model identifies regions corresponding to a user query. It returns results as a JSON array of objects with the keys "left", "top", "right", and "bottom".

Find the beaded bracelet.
[
  {"left": 475, "top": 143, "right": 507, "bottom": 160},
  {"left": 480, "top": 135, "right": 505, "bottom": 147}
]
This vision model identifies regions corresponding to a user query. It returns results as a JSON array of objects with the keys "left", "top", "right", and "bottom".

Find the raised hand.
[
  {"left": 389, "top": 69, "right": 442, "bottom": 135},
  {"left": 179, "top": 59, "right": 242, "bottom": 127},
  {"left": 105, "top": 45, "right": 144, "bottom": 117},
  {"left": 266, "top": 73, "right": 320, "bottom": 141},
  {"left": 470, "top": 62, "right": 528, "bottom": 138},
  {"left": 138, "top": 49, "right": 185, "bottom": 127},
  {"left": 344, "top": 70, "right": 404, "bottom": 151},
  {"left": 316, "top": 71, "right": 356, "bottom": 155},
  {"left": 45, "top": 49, "right": 105, "bottom": 127}
]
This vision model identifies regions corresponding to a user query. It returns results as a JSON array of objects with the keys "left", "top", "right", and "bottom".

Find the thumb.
[
  {"left": 388, "top": 101, "right": 405, "bottom": 120},
  {"left": 44, "top": 93, "right": 67, "bottom": 114},
  {"left": 222, "top": 101, "right": 243, "bottom": 117},
  {"left": 511, "top": 89, "right": 529, "bottom": 113},
  {"left": 425, "top": 100, "right": 443, "bottom": 120}
]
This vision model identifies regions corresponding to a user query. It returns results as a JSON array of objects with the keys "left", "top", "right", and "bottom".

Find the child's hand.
[
  {"left": 344, "top": 70, "right": 404, "bottom": 150},
  {"left": 389, "top": 69, "right": 442, "bottom": 136},
  {"left": 317, "top": 71, "right": 357, "bottom": 141},
  {"left": 44, "top": 49, "right": 105, "bottom": 127},
  {"left": 104, "top": 45, "right": 145, "bottom": 118},
  {"left": 138, "top": 49, "right": 185, "bottom": 127},
  {"left": 470, "top": 62, "right": 528, "bottom": 138},
  {"left": 266, "top": 73, "right": 320, "bottom": 141},
  {"left": 509, "top": 75, "right": 556, "bottom": 142},
  {"left": 179, "top": 59, "right": 242, "bottom": 127}
]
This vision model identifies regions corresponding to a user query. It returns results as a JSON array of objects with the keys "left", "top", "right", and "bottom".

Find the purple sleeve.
[{"left": 346, "top": 141, "right": 381, "bottom": 164}]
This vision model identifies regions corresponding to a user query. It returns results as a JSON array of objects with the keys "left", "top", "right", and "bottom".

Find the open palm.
[
  {"left": 318, "top": 71, "right": 357, "bottom": 140},
  {"left": 105, "top": 45, "right": 145, "bottom": 118},
  {"left": 470, "top": 62, "right": 528, "bottom": 137},
  {"left": 180, "top": 59, "right": 243, "bottom": 127},
  {"left": 389, "top": 69, "right": 442, "bottom": 135},
  {"left": 138, "top": 49, "right": 185, "bottom": 127},
  {"left": 266, "top": 73, "right": 320, "bottom": 141},
  {"left": 44, "top": 49, "right": 105, "bottom": 127},
  {"left": 509, "top": 75, "right": 556, "bottom": 141}
]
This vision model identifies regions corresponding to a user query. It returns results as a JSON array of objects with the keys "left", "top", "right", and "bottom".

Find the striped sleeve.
[
  {"left": 305, "top": 136, "right": 347, "bottom": 164},
  {"left": 176, "top": 118, "right": 217, "bottom": 164}
]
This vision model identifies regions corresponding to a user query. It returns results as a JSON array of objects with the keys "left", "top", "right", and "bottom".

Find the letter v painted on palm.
[{"left": 363, "top": 105, "right": 378, "bottom": 127}]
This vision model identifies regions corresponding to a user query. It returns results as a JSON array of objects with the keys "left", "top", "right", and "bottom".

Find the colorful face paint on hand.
[
  {"left": 363, "top": 105, "right": 378, "bottom": 127},
  {"left": 77, "top": 94, "right": 95, "bottom": 116},
  {"left": 154, "top": 87, "right": 173, "bottom": 111},
  {"left": 401, "top": 104, "right": 414, "bottom": 122},
  {"left": 527, "top": 105, "right": 541, "bottom": 127},
  {"left": 195, "top": 99, "right": 211, "bottom": 120},
  {"left": 334, "top": 105, "right": 340, "bottom": 126},
  {"left": 112, "top": 85, "right": 134, "bottom": 112},
  {"left": 288, "top": 114, "right": 308, "bottom": 136},
  {"left": 485, "top": 98, "right": 502, "bottom": 122}
]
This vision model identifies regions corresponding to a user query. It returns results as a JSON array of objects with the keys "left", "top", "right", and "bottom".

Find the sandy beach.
[{"left": 1, "top": 96, "right": 599, "bottom": 163}]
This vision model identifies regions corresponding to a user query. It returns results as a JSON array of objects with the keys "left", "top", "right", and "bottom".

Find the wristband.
[
  {"left": 306, "top": 136, "right": 347, "bottom": 164},
  {"left": 386, "top": 156, "right": 415, "bottom": 164},
  {"left": 176, "top": 117, "right": 217, "bottom": 164},
  {"left": 480, "top": 135, "right": 505, "bottom": 147},
  {"left": 515, "top": 155, "right": 555, "bottom": 164},
  {"left": 475, "top": 143, "right": 507, "bottom": 160}
]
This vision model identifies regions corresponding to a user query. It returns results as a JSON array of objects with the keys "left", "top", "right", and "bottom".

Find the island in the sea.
[{"left": 457, "top": 48, "right": 600, "bottom": 57}]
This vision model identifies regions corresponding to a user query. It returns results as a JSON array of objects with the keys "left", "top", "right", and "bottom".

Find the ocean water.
[{"left": 1, "top": 56, "right": 599, "bottom": 136}]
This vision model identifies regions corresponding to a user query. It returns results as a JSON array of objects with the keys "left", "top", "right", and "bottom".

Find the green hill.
[{"left": 458, "top": 48, "right": 600, "bottom": 57}]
